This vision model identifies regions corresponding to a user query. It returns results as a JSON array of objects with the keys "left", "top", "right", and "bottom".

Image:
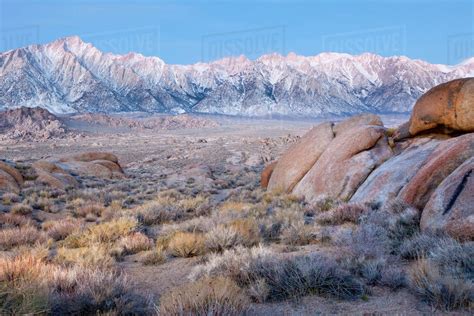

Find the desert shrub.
[
  {"left": 0, "top": 213, "right": 32, "bottom": 228},
  {"left": 341, "top": 256, "right": 385, "bottom": 285},
  {"left": 400, "top": 233, "right": 453, "bottom": 260},
  {"left": 228, "top": 218, "right": 260, "bottom": 247},
  {"left": 345, "top": 223, "right": 391, "bottom": 259},
  {"left": 317, "top": 202, "right": 371, "bottom": 225},
  {"left": 444, "top": 220, "right": 473, "bottom": 242},
  {"left": 116, "top": 232, "right": 153, "bottom": 255},
  {"left": 378, "top": 266, "right": 406, "bottom": 289},
  {"left": 280, "top": 221, "right": 314, "bottom": 246},
  {"left": 428, "top": 240, "right": 474, "bottom": 279},
  {"left": 168, "top": 232, "right": 205, "bottom": 257},
  {"left": 313, "top": 197, "right": 337, "bottom": 212},
  {"left": 141, "top": 246, "right": 167, "bottom": 265},
  {"left": 73, "top": 202, "right": 106, "bottom": 218},
  {"left": 42, "top": 218, "right": 81, "bottom": 241},
  {"left": 55, "top": 245, "right": 115, "bottom": 269},
  {"left": 408, "top": 259, "right": 473, "bottom": 310},
  {"left": 10, "top": 203, "right": 33, "bottom": 215},
  {"left": 63, "top": 217, "right": 137, "bottom": 248},
  {"left": 247, "top": 278, "right": 270, "bottom": 303},
  {"left": 159, "top": 276, "right": 250, "bottom": 316},
  {"left": 1, "top": 192, "right": 20, "bottom": 205},
  {"left": 191, "top": 246, "right": 364, "bottom": 301},
  {"left": 136, "top": 200, "right": 173, "bottom": 225},
  {"left": 0, "top": 226, "right": 47, "bottom": 250},
  {"left": 205, "top": 225, "right": 243, "bottom": 253}
]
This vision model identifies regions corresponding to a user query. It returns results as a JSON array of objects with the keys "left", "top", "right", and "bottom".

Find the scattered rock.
[{"left": 409, "top": 77, "right": 474, "bottom": 135}]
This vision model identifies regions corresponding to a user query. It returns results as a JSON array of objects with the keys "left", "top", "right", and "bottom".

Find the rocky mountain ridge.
[{"left": 1, "top": 36, "right": 474, "bottom": 116}]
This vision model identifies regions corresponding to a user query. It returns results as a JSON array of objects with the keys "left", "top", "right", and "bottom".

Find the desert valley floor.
[{"left": 1, "top": 112, "right": 472, "bottom": 315}]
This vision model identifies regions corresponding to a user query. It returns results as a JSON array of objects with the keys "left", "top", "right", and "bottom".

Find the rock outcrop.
[
  {"left": 263, "top": 78, "right": 474, "bottom": 240},
  {"left": 0, "top": 107, "right": 71, "bottom": 142},
  {"left": 0, "top": 161, "right": 24, "bottom": 193},
  {"left": 409, "top": 78, "right": 474, "bottom": 135},
  {"left": 33, "top": 152, "right": 124, "bottom": 189}
]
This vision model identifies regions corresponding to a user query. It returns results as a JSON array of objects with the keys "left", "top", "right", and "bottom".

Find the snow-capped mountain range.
[{"left": 1, "top": 36, "right": 473, "bottom": 116}]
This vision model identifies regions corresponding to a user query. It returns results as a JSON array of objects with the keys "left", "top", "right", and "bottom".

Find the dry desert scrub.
[
  {"left": 167, "top": 231, "right": 206, "bottom": 257},
  {"left": 408, "top": 259, "right": 473, "bottom": 310},
  {"left": 116, "top": 232, "right": 153, "bottom": 255},
  {"left": 42, "top": 218, "right": 82, "bottom": 241},
  {"left": 0, "top": 254, "right": 154, "bottom": 315},
  {"left": 0, "top": 226, "right": 47, "bottom": 250},
  {"left": 159, "top": 276, "right": 250, "bottom": 315}
]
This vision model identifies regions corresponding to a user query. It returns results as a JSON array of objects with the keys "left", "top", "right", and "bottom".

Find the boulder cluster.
[
  {"left": 0, "top": 152, "right": 124, "bottom": 192},
  {"left": 262, "top": 78, "right": 474, "bottom": 241}
]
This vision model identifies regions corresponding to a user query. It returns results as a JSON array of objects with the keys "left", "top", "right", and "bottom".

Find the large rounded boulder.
[
  {"left": 0, "top": 161, "right": 23, "bottom": 193},
  {"left": 409, "top": 77, "right": 474, "bottom": 135}
]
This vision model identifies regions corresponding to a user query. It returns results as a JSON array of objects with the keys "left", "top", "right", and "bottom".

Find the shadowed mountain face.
[{"left": 1, "top": 36, "right": 473, "bottom": 116}]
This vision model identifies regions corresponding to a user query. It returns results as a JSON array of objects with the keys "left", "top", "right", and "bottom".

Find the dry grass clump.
[
  {"left": 116, "top": 232, "right": 153, "bottom": 255},
  {"left": 55, "top": 245, "right": 115, "bottom": 269},
  {"left": 0, "top": 213, "right": 32, "bottom": 228},
  {"left": 159, "top": 276, "right": 250, "bottom": 316},
  {"left": 10, "top": 203, "right": 33, "bottom": 215},
  {"left": 141, "top": 246, "right": 167, "bottom": 265},
  {"left": 1, "top": 192, "right": 20, "bottom": 205},
  {"left": 136, "top": 193, "right": 210, "bottom": 225},
  {"left": 228, "top": 218, "right": 260, "bottom": 247},
  {"left": 280, "top": 221, "right": 315, "bottom": 246},
  {"left": 408, "top": 259, "right": 473, "bottom": 310},
  {"left": 317, "top": 202, "right": 372, "bottom": 225},
  {"left": 0, "top": 226, "right": 47, "bottom": 250},
  {"left": 205, "top": 225, "right": 243, "bottom": 253},
  {"left": 42, "top": 218, "right": 82, "bottom": 241},
  {"left": 168, "top": 232, "right": 206, "bottom": 257},
  {"left": 63, "top": 217, "right": 137, "bottom": 248},
  {"left": 399, "top": 233, "right": 453, "bottom": 260},
  {"left": 0, "top": 254, "right": 153, "bottom": 315},
  {"left": 71, "top": 200, "right": 106, "bottom": 218}
]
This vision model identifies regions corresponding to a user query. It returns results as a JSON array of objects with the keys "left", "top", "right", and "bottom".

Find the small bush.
[
  {"left": 317, "top": 202, "right": 371, "bottom": 225},
  {"left": 116, "top": 232, "right": 153, "bottom": 255},
  {"left": 141, "top": 246, "right": 167, "bottom": 265},
  {"left": 408, "top": 259, "right": 473, "bottom": 310},
  {"left": 168, "top": 232, "right": 205, "bottom": 257},
  {"left": 228, "top": 218, "right": 260, "bottom": 247},
  {"left": 280, "top": 221, "right": 314, "bottom": 246},
  {"left": 428, "top": 240, "right": 474, "bottom": 278},
  {"left": 10, "top": 203, "right": 33, "bottom": 215},
  {"left": 400, "top": 233, "right": 452, "bottom": 260},
  {"left": 73, "top": 202, "right": 106, "bottom": 218},
  {"left": 0, "top": 213, "right": 32, "bottom": 228},
  {"left": 55, "top": 245, "right": 115, "bottom": 269},
  {"left": 205, "top": 225, "right": 243, "bottom": 253},
  {"left": 74, "top": 217, "right": 137, "bottom": 246},
  {"left": 2, "top": 192, "right": 20, "bottom": 205},
  {"left": 159, "top": 276, "right": 250, "bottom": 316},
  {"left": 42, "top": 218, "right": 81, "bottom": 241},
  {"left": 0, "top": 226, "right": 47, "bottom": 250}
]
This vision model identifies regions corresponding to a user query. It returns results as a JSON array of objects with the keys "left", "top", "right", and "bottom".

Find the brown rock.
[
  {"left": 392, "top": 121, "right": 410, "bottom": 141},
  {"left": 350, "top": 137, "right": 440, "bottom": 205},
  {"left": 333, "top": 113, "right": 383, "bottom": 136},
  {"left": 33, "top": 160, "right": 68, "bottom": 174},
  {"left": 294, "top": 125, "right": 391, "bottom": 203},
  {"left": 398, "top": 134, "right": 474, "bottom": 209},
  {"left": 92, "top": 160, "right": 124, "bottom": 175},
  {"left": 0, "top": 161, "right": 23, "bottom": 186},
  {"left": 0, "top": 169, "right": 20, "bottom": 193},
  {"left": 36, "top": 170, "right": 79, "bottom": 190},
  {"left": 60, "top": 152, "right": 119, "bottom": 163},
  {"left": 420, "top": 157, "right": 474, "bottom": 241},
  {"left": 409, "top": 78, "right": 474, "bottom": 135},
  {"left": 261, "top": 161, "right": 277, "bottom": 189},
  {"left": 58, "top": 161, "right": 113, "bottom": 178},
  {"left": 268, "top": 122, "right": 334, "bottom": 192}
]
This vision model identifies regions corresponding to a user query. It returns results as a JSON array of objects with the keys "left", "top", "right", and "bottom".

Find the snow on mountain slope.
[{"left": 1, "top": 36, "right": 473, "bottom": 116}]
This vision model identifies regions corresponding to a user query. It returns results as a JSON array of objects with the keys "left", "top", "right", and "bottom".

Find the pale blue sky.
[{"left": 1, "top": 0, "right": 473, "bottom": 65}]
